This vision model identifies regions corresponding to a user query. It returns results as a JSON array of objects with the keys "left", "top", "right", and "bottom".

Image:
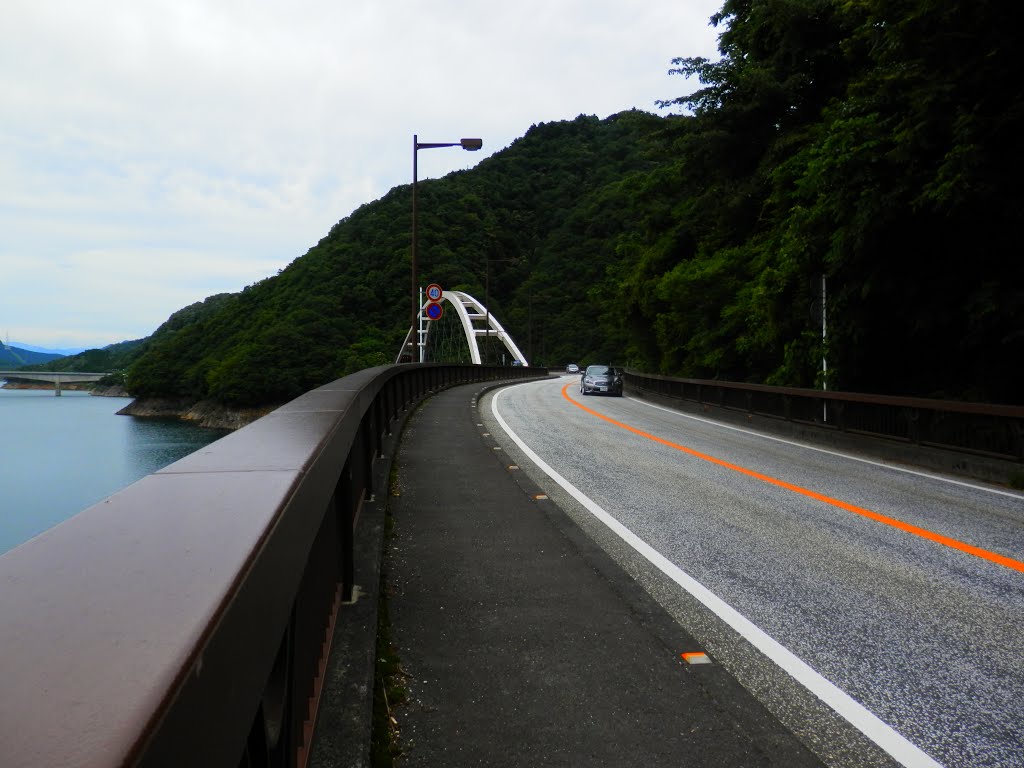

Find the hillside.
[
  {"left": 15, "top": 338, "right": 147, "bottom": 376},
  {"left": 125, "top": 112, "right": 668, "bottom": 406},
  {"left": 124, "top": 0, "right": 1024, "bottom": 407},
  {"left": 0, "top": 345, "right": 63, "bottom": 368}
]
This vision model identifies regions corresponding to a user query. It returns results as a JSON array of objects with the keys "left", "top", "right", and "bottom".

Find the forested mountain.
[
  {"left": 18, "top": 337, "right": 146, "bottom": 374},
  {"left": 125, "top": 0, "right": 1024, "bottom": 407},
  {"left": 125, "top": 113, "right": 670, "bottom": 406},
  {"left": 18, "top": 298, "right": 226, "bottom": 379},
  {"left": 0, "top": 345, "right": 63, "bottom": 368}
]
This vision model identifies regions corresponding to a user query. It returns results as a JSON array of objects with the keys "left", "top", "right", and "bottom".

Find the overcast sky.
[{"left": 1, "top": 0, "right": 722, "bottom": 351}]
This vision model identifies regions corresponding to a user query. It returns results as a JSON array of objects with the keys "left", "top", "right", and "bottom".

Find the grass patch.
[
  {"left": 371, "top": 577, "right": 406, "bottom": 767},
  {"left": 372, "top": 419, "right": 415, "bottom": 766},
  {"left": 1008, "top": 469, "right": 1024, "bottom": 490}
]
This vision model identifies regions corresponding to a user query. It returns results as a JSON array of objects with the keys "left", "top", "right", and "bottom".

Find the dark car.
[{"left": 579, "top": 365, "right": 623, "bottom": 396}]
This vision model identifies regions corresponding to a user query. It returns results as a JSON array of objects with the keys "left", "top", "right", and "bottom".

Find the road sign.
[
  {"left": 425, "top": 283, "right": 443, "bottom": 302},
  {"left": 425, "top": 301, "right": 443, "bottom": 321}
]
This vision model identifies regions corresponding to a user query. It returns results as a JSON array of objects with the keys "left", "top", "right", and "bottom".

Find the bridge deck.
[
  {"left": 0, "top": 371, "right": 106, "bottom": 382},
  {"left": 309, "top": 381, "right": 822, "bottom": 766}
]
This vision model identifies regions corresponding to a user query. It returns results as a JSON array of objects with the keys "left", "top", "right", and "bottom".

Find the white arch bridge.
[
  {"left": 396, "top": 289, "right": 529, "bottom": 366},
  {"left": 0, "top": 371, "right": 106, "bottom": 396}
]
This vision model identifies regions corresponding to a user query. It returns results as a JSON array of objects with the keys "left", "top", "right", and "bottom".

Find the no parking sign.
[{"left": 425, "top": 301, "right": 443, "bottom": 320}]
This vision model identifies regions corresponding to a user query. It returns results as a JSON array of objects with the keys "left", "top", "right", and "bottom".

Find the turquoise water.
[{"left": 0, "top": 387, "right": 229, "bottom": 554}]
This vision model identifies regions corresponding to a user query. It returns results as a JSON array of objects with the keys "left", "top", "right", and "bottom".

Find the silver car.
[
  {"left": 565, "top": 363, "right": 580, "bottom": 374},
  {"left": 580, "top": 365, "right": 623, "bottom": 396}
]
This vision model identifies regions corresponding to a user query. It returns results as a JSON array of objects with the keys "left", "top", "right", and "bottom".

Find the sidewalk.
[{"left": 379, "top": 381, "right": 823, "bottom": 767}]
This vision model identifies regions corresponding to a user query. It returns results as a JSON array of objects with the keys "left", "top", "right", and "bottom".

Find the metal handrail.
[
  {"left": 0, "top": 363, "right": 538, "bottom": 768},
  {"left": 624, "top": 370, "right": 1024, "bottom": 463}
]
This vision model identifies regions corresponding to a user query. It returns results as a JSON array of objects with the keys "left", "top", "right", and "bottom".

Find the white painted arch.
[{"left": 396, "top": 289, "right": 529, "bottom": 366}]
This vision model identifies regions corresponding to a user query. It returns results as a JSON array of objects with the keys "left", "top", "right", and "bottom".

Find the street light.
[{"left": 410, "top": 134, "right": 482, "bottom": 362}]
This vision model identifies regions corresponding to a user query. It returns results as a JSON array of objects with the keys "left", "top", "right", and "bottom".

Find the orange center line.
[{"left": 561, "top": 383, "right": 1024, "bottom": 573}]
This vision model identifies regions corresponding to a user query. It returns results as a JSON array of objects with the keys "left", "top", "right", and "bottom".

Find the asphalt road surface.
[{"left": 481, "top": 376, "right": 1024, "bottom": 768}]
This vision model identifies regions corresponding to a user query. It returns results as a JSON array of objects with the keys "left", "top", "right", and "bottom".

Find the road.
[{"left": 481, "top": 375, "right": 1024, "bottom": 768}]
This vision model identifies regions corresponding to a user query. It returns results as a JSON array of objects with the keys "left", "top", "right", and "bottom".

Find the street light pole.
[{"left": 410, "top": 134, "right": 482, "bottom": 361}]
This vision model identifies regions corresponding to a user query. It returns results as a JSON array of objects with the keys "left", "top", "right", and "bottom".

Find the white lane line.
[
  {"left": 492, "top": 387, "right": 943, "bottom": 768},
  {"left": 627, "top": 395, "right": 1023, "bottom": 500}
]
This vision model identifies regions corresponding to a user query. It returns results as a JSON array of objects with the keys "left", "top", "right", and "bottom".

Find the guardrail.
[
  {"left": 0, "top": 363, "right": 538, "bottom": 768},
  {"left": 624, "top": 371, "right": 1024, "bottom": 477}
]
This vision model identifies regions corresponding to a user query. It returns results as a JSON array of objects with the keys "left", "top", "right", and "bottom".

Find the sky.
[{"left": 1, "top": 0, "right": 723, "bottom": 351}]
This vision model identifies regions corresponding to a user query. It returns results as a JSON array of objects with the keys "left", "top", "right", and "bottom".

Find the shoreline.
[
  {"left": 116, "top": 397, "right": 277, "bottom": 430},
  {"left": 1, "top": 381, "right": 270, "bottom": 430},
  {"left": 0, "top": 381, "right": 103, "bottom": 393}
]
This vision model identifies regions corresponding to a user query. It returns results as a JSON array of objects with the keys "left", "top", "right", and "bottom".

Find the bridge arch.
[{"left": 396, "top": 290, "right": 529, "bottom": 366}]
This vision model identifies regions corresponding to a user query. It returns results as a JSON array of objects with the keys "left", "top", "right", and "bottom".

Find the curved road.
[{"left": 481, "top": 375, "right": 1024, "bottom": 768}]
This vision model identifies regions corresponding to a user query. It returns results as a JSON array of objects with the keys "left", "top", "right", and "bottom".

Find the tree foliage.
[
  {"left": 122, "top": 1, "right": 1023, "bottom": 405},
  {"left": 639, "top": 0, "right": 1024, "bottom": 400},
  {"left": 18, "top": 338, "right": 146, "bottom": 374}
]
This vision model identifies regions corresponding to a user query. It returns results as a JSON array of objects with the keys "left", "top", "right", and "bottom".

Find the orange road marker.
[
  {"left": 681, "top": 651, "right": 712, "bottom": 664},
  {"left": 562, "top": 384, "right": 1024, "bottom": 573}
]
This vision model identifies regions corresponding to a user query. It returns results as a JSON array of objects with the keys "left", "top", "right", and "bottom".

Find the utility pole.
[{"left": 821, "top": 275, "right": 828, "bottom": 423}]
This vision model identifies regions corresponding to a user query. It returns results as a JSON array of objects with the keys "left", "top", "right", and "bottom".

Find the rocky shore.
[
  {"left": 1, "top": 380, "right": 274, "bottom": 430},
  {"left": 91, "top": 384, "right": 130, "bottom": 397},
  {"left": 1, "top": 381, "right": 95, "bottom": 392},
  {"left": 116, "top": 397, "right": 277, "bottom": 430},
  {"left": 0, "top": 381, "right": 127, "bottom": 395}
]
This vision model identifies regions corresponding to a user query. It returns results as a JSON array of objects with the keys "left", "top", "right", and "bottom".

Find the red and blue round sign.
[
  {"left": 425, "top": 283, "right": 443, "bottom": 302},
  {"left": 425, "top": 301, "right": 443, "bottom": 320}
]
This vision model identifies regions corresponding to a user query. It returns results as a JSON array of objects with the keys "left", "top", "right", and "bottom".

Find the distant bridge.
[{"left": 0, "top": 370, "right": 107, "bottom": 396}]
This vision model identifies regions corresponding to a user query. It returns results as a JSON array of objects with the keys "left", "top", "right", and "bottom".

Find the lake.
[{"left": 0, "top": 387, "right": 229, "bottom": 555}]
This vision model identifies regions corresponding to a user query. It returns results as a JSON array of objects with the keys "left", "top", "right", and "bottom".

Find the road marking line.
[
  {"left": 491, "top": 387, "right": 942, "bottom": 768},
  {"left": 628, "top": 395, "right": 1024, "bottom": 500},
  {"left": 563, "top": 384, "right": 1024, "bottom": 574}
]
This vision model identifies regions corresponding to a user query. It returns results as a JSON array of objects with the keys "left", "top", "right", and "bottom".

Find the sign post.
[{"left": 418, "top": 284, "right": 443, "bottom": 362}]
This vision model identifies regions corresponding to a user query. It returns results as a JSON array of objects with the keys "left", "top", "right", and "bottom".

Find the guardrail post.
[
  {"left": 905, "top": 407, "right": 920, "bottom": 444},
  {"left": 361, "top": 421, "right": 375, "bottom": 497},
  {"left": 379, "top": 385, "right": 389, "bottom": 438},
  {"left": 238, "top": 624, "right": 293, "bottom": 768},
  {"left": 336, "top": 462, "right": 355, "bottom": 604},
  {"left": 373, "top": 397, "right": 386, "bottom": 457}
]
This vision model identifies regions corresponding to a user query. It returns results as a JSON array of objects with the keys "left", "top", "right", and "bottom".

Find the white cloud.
[{"left": 0, "top": 0, "right": 722, "bottom": 349}]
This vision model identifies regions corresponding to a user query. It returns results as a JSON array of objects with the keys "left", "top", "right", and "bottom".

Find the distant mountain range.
[
  {"left": 3, "top": 337, "right": 147, "bottom": 375},
  {"left": 10, "top": 342, "right": 86, "bottom": 355},
  {"left": 0, "top": 344, "right": 66, "bottom": 367}
]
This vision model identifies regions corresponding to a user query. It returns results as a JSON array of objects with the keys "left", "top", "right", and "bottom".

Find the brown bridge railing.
[
  {"left": 3, "top": 364, "right": 1018, "bottom": 768},
  {"left": 623, "top": 370, "right": 1024, "bottom": 476},
  {"left": 0, "top": 363, "right": 538, "bottom": 768}
]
